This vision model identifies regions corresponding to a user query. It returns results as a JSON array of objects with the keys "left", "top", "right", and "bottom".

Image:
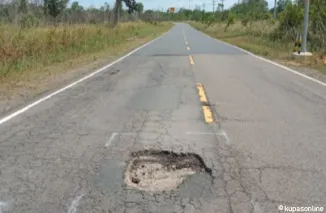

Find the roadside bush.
[
  {"left": 278, "top": 3, "right": 304, "bottom": 32},
  {"left": 20, "top": 14, "right": 40, "bottom": 28},
  {"left": 224, "top": 13, "right": 235, "bottom": 32},
  {"left": 241, "top": 17, "right": 249, "bottom": 27},
  {"left": 261, "top": 12, "right": 272, "bottom": 20}
]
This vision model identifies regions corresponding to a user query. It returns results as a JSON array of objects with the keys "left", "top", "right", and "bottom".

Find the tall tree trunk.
[{"left": 113, "top": 0, "right": 121, "bottom": 27}]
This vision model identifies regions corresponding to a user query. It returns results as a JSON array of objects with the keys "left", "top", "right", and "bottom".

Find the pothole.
[{"left": 124, "top": 150, "right": 212, "bottom": 192}]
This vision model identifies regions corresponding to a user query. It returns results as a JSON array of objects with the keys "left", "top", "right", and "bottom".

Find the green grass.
[{"left": 189, "top": 21, "right": 326, "bottom": 74}]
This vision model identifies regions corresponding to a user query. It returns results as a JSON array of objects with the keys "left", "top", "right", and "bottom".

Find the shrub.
[
  {"left": 20, "top": 14, "right": 40, "bottom": 28},
  {"left": 224, "top": 13, "right": 235, "bottom": 32},
  {"left": 278, "top": 3, "right": 304, "bottom": 32},
  {"left": 241, "top": 17, "right": 249, "bottom": 27}
]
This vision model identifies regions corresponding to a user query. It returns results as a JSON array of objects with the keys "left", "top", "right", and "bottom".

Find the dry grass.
[
  {"left": 189, "top": 21, "right": 326, "bottom": 75},
  {"left": 0, "top": 21, "right": 172, "bottom": 102},
  {"left": 0, "top": 22, "right": 172, "bottom": 78}
]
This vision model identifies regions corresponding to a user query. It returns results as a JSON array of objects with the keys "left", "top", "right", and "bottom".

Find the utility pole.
[
  {"left": 273, "top": 0, "right": 277, "bottom": 19},
  {"left": 212, "top": 0, "right": 215, "bottom": 14},
  {"left": 302, "top": 0, "right": 310, "bottom": 53},
  {"left": 188, "top": 0, "right": 191, "bottom": 20}
]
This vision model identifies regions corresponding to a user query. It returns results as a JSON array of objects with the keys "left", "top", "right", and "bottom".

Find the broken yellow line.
[
  {"left": 202, "top": 106, "right": 214, "bottom": 123},
  {"left": 189, "top": 55, "right": 195, "bottom": 65},
  {"left": 196, "top": 83, "right": 208, "bottom": 103},
  {"left": 196, "top": 83, "right": 214, "bottom": 123}
]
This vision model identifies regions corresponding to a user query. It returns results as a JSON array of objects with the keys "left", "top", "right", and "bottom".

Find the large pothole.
[{"left": 124, "top": 150, "right": 212, "bottom": 192}]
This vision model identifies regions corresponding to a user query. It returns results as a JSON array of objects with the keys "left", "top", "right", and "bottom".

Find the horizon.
[{"left": 73, "top": 0, "right": 277, "bottom": 11}]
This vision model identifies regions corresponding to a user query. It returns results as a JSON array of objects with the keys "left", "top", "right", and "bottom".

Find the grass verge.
[
  {"left": 189, "top": 21, "right": 326, "bottom": 75},
  {"left": 0, "top": 21, "right": 172, "bottom": 103}
]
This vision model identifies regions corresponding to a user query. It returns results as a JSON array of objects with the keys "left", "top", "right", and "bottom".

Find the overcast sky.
[{"left": 76, "top": 0, "right": 276, "bottom": 11}]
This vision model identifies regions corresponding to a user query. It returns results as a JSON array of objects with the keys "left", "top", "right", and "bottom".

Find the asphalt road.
[{"left": 0, "top": 23, "right": 326, "bottom": 213}]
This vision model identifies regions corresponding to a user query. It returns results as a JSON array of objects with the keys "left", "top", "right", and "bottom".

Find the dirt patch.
[{"left": 125, "top": 150, "right": 212, "bottom": 192}]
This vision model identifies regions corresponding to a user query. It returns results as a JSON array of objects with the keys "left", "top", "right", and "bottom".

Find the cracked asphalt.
[{"left": 1, "top": 23, "right": 326, "bottom": 213}]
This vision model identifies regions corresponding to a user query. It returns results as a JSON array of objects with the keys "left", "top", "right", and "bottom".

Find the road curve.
[{"left": 0, "top": 23, "right": 326, "bottom": 213}]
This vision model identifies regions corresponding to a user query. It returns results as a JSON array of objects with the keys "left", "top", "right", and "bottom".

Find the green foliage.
[
  {"left": 261, "top": 12, "right": 272, "bottom": 20},
  {"left": 225, "top": 13, "right": 235, "bottom": 32},
  {"left": 278, "top": 2, "right": 304, "bottom": 31},
  {"left": 276, "top": 0, "right": 292, "bottom": 13},
  {"left": 44, "top": 0, "right": 69, "bottom": 18},
  {"left": 241, "top": 17, "right": 249, "bottom": 27},
  {"left": 135, "top": 3, "right": 144, "bottom": 13},
  {"left": 18, "top": 0, "right": 28, "bottom": 14},
  {"left": 20, "top": 14, "right": 40, "bottom": 28},
  {"left": 227, "top": 13, "right": 235, "bottom": 25},
  {"left": 70, "top": 1, "right": 84, "bottom": 12},
  {"left": 121, "top": 0, "right": 137, "bottom": 14}
]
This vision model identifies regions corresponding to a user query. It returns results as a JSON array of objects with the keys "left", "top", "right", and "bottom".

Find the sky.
[{"left": 76, "top": 0, "right": 276, "bottom": 11}]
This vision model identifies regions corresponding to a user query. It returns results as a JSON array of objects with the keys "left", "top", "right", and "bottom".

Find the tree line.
[
  {"left": 0, "top": 0, "right": 150, "bottom": 26},
  {"left": 167, "top": 0, "right": 326, "bottom": 52}
]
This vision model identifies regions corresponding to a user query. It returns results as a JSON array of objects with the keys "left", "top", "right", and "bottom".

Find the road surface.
[{"left": 0, "top": 23, "right": 326, "bottom": 213}]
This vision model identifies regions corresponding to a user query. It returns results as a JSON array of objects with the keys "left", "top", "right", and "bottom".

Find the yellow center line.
[
  {"left": 187, "top": 46, "right": 190, "bottom": 51},
  {"left": 189, "top": 55, "right": 195, "bottom": 65},
  {"left": 196, "top": 83, "right": 214, "bottom": 124},
  {"left": 202, "top": 106, "right": 214, "bottom": 123},
  {"left": 196, "top": 83, "right": 208, "bottom": 103}
]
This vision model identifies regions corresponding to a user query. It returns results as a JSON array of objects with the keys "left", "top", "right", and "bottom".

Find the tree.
[
  {"left": 277, "top": 0, "right": 291, "bottom": 13},
  {"left": 18, "top": 0, "right": 28, "bottom": 14},
  {"left": 44, "top": 0, "right": 69, "bottom": 18},
  {"left": 135, "top": 2, "right": 143, "bottom": 13},
  {"left": 113, "top": 0, "right": 137, "bottom": 26},
  {"left": 71, "top": 1, "right": 83, "bottom": 12}
]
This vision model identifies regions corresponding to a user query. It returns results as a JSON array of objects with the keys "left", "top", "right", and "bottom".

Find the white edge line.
[
  {"left": 67, "top": 193, "right": 84, "bottom": 213},
  {"left": 105, "top": 133, "right": 118, "bottom": 147},
  {"left": 194, "top": 25, "right": 326, "bottom": 87},
  {"left": 0, "top": 28, "right": 173, "bottom": 125}
]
